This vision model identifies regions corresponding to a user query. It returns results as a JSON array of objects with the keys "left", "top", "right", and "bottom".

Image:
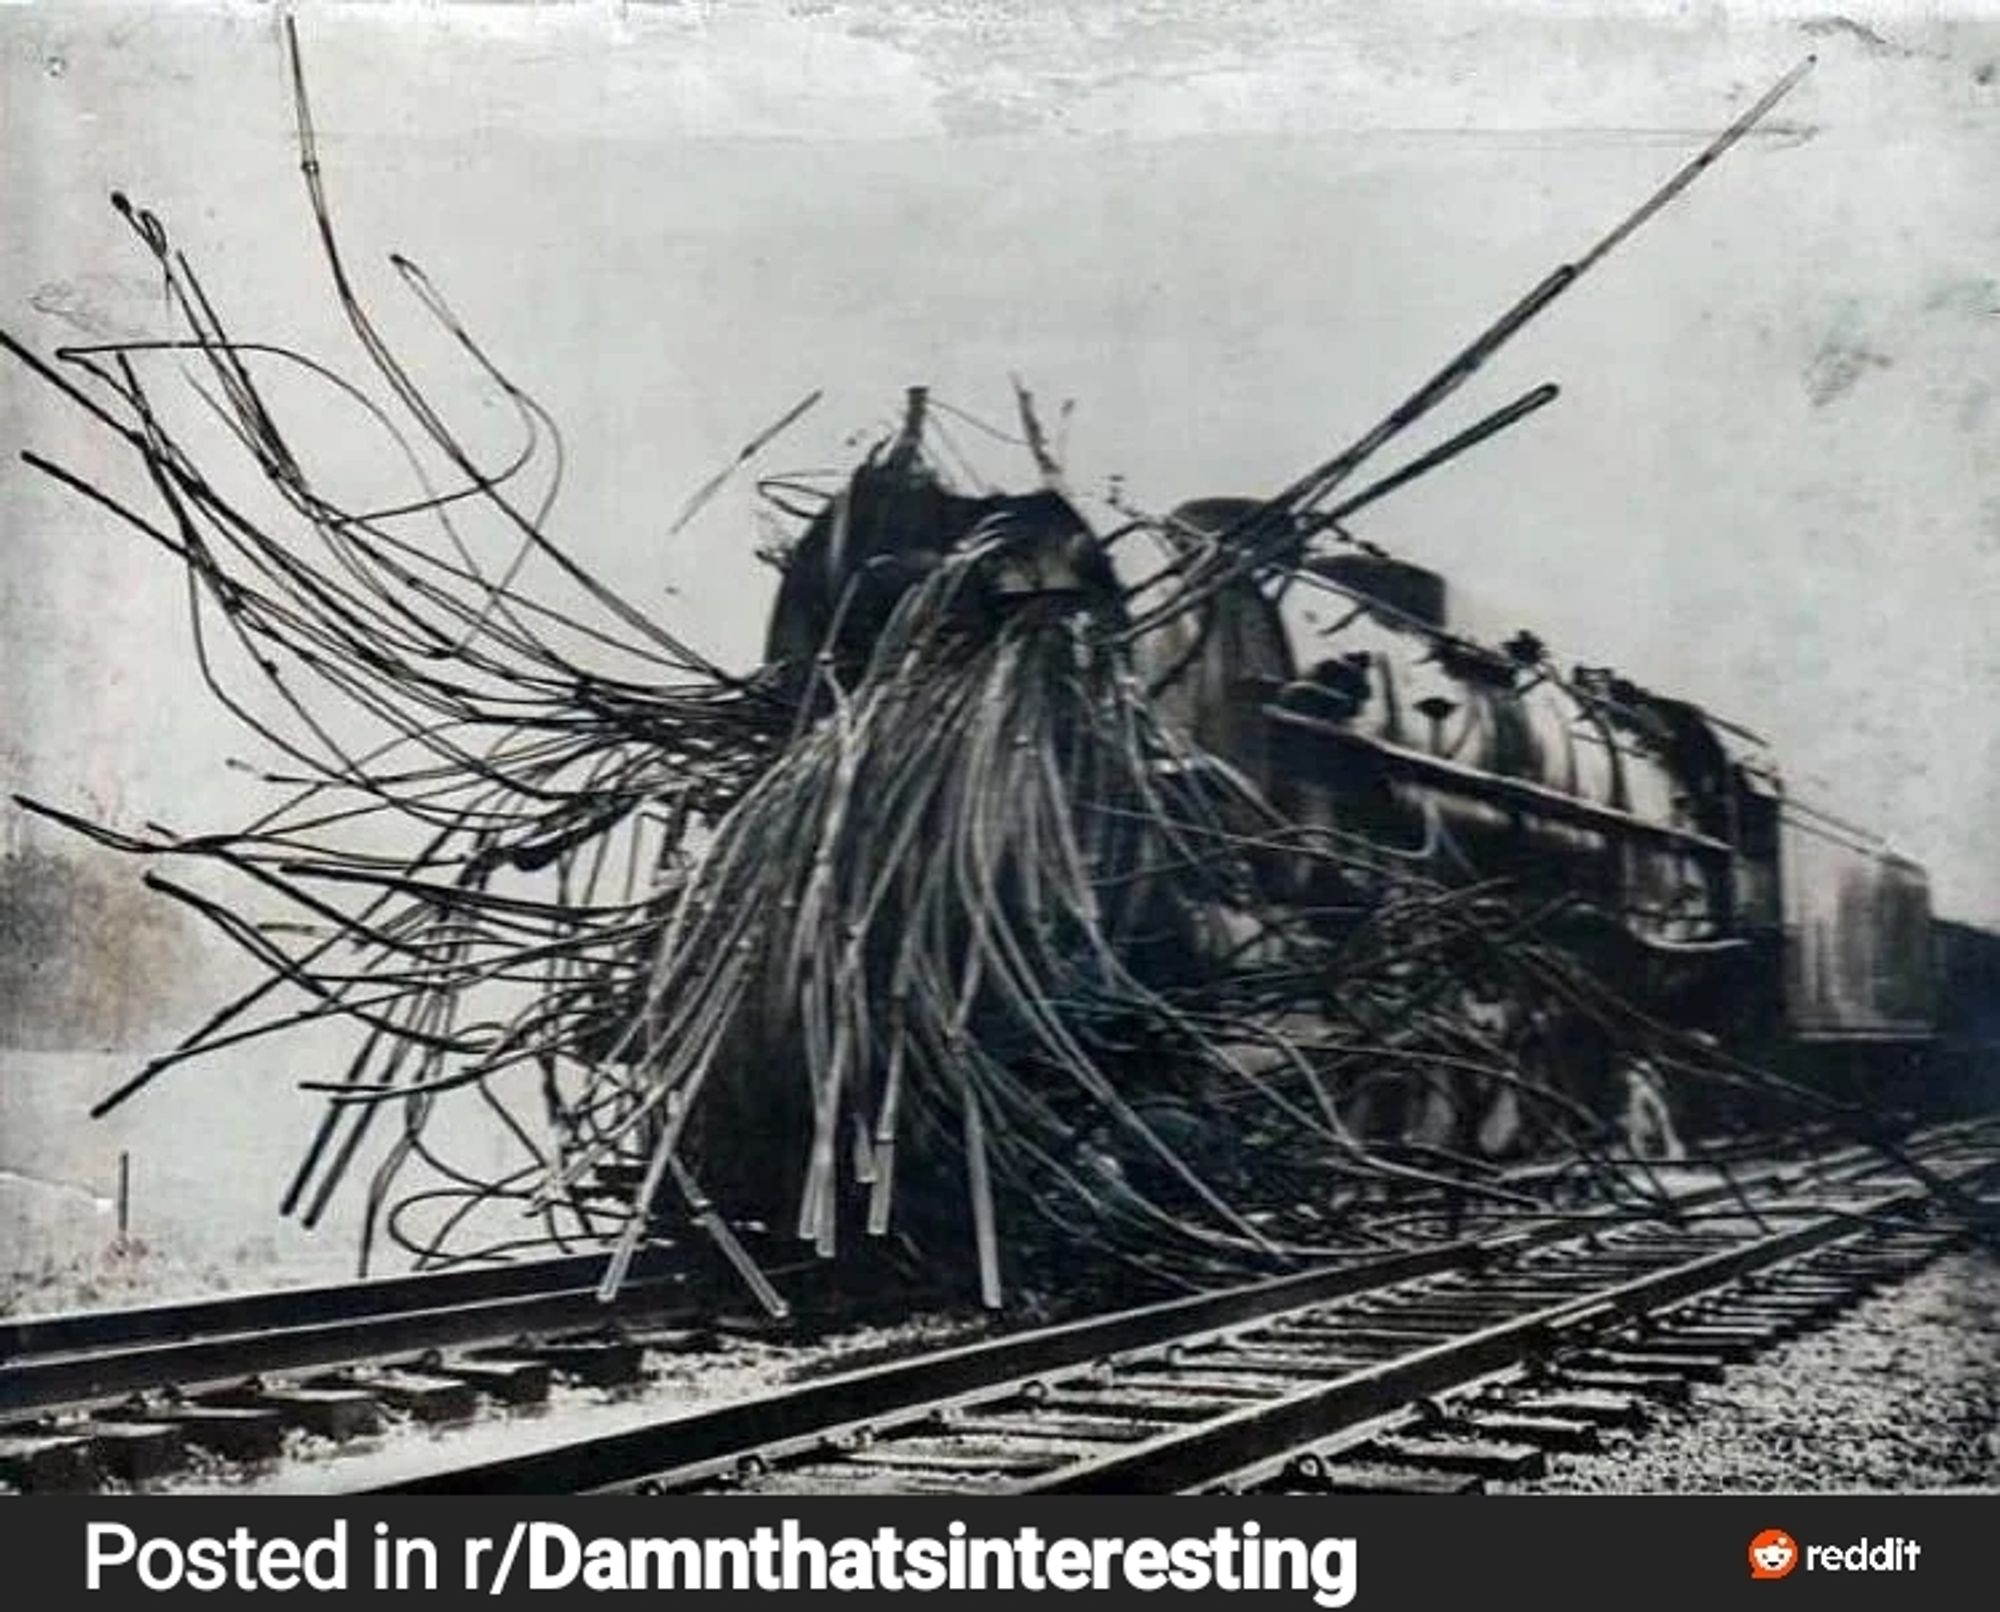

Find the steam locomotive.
[
  {"left": 762, "top": 416, "right": 1997, "bottom": 1135},
  {"left": 1124, "top": 496, "right": 1991, "bottom": 1118}
]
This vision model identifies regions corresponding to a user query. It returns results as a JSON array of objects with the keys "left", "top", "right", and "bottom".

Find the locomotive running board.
[{"left": 1266, "top": 705, "right": 1736, "bottom": 857}]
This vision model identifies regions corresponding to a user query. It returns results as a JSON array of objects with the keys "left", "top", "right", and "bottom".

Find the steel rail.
[
  {"left": 2, "top": 1242, "right": 950, "bottom": 1420},
  {"left": 0, "top": 1269, "right": 690, "bottom": 1418},
  {"left": 0, "top": 1247, "right": 681, "bottom": 1366},
  {"left": 1027, "top": 1158, "right": 1995, "bottom": 1493},
  {"left": 369, "top": 1122, "right": 1990, "bottom": 1495}
]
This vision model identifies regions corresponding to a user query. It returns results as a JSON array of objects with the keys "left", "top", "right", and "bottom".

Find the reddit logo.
[{"left": 1749, "top": 1530, "right": 1799, "bottom": 1580}]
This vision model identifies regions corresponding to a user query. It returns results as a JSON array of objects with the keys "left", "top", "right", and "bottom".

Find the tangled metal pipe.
[{"left": 5, "top": 32, "right": 1918, "bottom": 1315}]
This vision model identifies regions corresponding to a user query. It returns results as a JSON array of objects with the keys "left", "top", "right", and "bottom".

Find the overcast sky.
[{"left": 5, "top": 0, "right": 1999, "bottom": 938}]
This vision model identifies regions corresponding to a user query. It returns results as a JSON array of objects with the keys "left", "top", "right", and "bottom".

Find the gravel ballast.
[{"left": 1498, "top": 1248, "right": 2000, "bottom": 1493}]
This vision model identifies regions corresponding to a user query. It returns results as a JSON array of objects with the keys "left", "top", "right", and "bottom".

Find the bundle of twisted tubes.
[{"left": 8, "top": 41, "right": 1921, "bottom": 1316}]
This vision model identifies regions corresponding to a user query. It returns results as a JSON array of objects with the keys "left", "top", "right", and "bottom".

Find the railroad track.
[
  {"left": 0, "top": 1246, "right": 699, "bottom": 1410},
  {"left": 1, "top": 1121, "right": 1990, "bottom": 1493},
  {"left": 0, "top": 1232, "right": 986, "bottom": 1491},
  {"left": 0, "top": 1245, "right": 713, "bottom": 1491},
  {"left": 374, "top": 1120, "right": 1998, "bottom": 1497}
]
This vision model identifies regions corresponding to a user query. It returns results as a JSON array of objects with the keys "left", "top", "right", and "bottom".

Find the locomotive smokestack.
[{"left": 886, "top": 386, "right": 930, "bottom": 475}]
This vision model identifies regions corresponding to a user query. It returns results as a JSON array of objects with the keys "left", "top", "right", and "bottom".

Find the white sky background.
[{"left": 4, "top": 0, "right": 1999, "bottom": 939}]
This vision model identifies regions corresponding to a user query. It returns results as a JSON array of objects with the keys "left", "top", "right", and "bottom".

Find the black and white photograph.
[{"left": 1, "top": 0, "right": 1997, "bottom": 1506}]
